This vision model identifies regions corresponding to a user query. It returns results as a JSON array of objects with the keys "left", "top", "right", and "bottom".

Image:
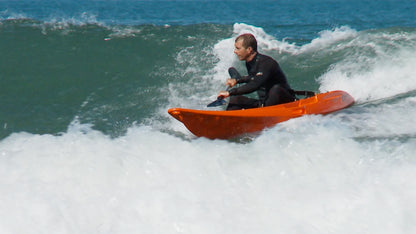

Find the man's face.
[{"left": 234, "top": 39, "right": 252, "bottom": 61}]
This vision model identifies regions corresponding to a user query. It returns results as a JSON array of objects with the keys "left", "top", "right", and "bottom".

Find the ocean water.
[{"left": 1, "top": 0, "right": 416, "bottom": 233}]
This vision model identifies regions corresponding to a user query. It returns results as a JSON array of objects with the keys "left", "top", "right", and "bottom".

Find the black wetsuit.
[{"left": 227, "top": 53, "right": 295, "bottom": 110}]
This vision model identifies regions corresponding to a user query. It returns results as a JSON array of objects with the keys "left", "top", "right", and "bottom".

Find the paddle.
[
  {"left": 207, "top": 67, "right": 241, "bottom": 107},
  {"left": 207, "top": 86, "right": 230, "bottom": 107}
]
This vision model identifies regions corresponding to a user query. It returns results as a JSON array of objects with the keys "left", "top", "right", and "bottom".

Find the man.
[{"left": 218, "top": 33, "right": 295, "bottom": 110}]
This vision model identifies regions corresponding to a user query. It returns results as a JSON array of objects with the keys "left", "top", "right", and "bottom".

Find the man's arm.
[
  {"left": 236, "top": 75, "right": 251, "bottom": 83},
  {"left": 229, "top": 61, "right": 273, "bottom": 96}
]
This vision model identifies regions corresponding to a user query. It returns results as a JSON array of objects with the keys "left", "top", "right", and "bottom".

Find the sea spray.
[
  {"left": 1, "top": 114, "right": 416, "bottom": 233},
  {"left": 2, "top": 1, "right": 416, "bottom": 232},
  {"left": 318, "top": 28, "right": 416, "bottom": 102}
]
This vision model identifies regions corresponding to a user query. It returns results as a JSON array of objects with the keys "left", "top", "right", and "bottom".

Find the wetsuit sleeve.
[
  {"left": 236, "top": 76, "right": 251, "bottom": 84},
  {"left": 229, "top": 60, "right": 273, "bottom": 96}
]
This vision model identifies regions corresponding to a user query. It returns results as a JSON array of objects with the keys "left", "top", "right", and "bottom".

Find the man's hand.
[
  {"left": 217, "top": 78, "right": 236, "bottom": 98},
  {"left": 218, "top": 91, "right": 230, "bottom": 98},
  {"left": 226, "top": 78, "right": 237, "bottom": 87}
]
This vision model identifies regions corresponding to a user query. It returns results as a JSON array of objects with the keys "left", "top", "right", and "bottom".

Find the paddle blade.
[{"left": 207, "top": 97, "right": 227, "bottom": 107}]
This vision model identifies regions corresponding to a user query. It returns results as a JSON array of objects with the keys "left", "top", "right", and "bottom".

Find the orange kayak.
[{"left": 168, "top": 90, "right": 354, "bottom": 139}]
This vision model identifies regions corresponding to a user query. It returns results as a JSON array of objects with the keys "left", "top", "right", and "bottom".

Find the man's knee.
[
  {"left": 228, "top": 67, "right": 242, "bottom": 79},
  {"left": 266, "top": 85, "right": 295, "bottom": 106}
]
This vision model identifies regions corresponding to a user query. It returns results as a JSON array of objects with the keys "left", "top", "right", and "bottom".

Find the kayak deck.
[{"left": 168, "top": 90, "right": 354, "bottom": 139}]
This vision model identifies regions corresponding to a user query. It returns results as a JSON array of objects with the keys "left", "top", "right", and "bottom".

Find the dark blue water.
[{"left": 3, "top": 0, "right": 416, "bottom": 37}]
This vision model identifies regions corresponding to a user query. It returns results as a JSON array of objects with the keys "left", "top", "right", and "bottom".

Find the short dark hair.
[{"left": 235, "top": 33, "right": 257, "bottom": 52}]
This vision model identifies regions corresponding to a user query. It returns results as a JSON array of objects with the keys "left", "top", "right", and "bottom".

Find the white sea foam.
[
  {"left": 1, "top": 115, "right": 416, "bottom": 233},
  {"left": 223, "top": 23, "right": 359, "bottom": 55},
  {"left": 298, "top": 26, "right": 359, "bottom": 53},
  {"left": 318, "top": 30, "right": 416, "bottom": 102}
]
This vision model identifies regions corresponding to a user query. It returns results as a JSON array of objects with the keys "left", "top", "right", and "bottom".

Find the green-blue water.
[
  {"left": 1, "top": 21, "right": 229, "bottom": 138},
  {"left": 1, "top": 0, "right": 416, "bottom": 139}
]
